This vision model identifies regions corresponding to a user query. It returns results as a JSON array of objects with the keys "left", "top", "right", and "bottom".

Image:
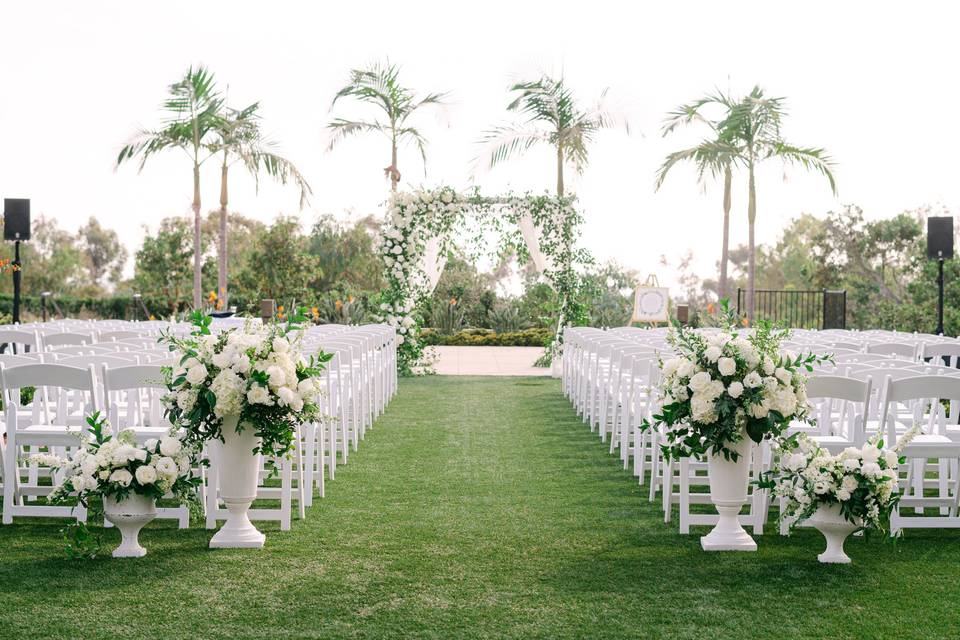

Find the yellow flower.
[{"left": 335, "top": 300, "right": 343, "bottom": 311}]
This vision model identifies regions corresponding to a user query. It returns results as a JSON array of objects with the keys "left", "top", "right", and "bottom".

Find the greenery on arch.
[{"left": 376, "top": 186, "right": 593, "bottom": 375}]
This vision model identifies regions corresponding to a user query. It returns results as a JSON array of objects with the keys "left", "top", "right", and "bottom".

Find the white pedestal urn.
[
  {"left": 103, "top": 493, "right": 156, "bottom": 558},
  {"left": 808, "top": 503, "right": 857, "bottom": 564},
  {"left": 701, "top": 435, "right": 757, "bottom": 551},
  {"left": 209, "top": 415, "right": 266, "bottom": 549},
  {"left": 550, "top": 354, "right": 563, "bottom": 379}
]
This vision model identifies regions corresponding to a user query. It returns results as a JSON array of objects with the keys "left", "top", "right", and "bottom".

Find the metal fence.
[{"left": 736, "top": 289, "right": 846, "bottom": 329}]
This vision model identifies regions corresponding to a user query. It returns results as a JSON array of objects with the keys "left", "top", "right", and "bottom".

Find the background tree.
[
  {"left": 236, "top": 217, "right": 319, "bottom": 304},
  {"left": 211, "top": 102, "right": 312, "bottom": 306},
  {"left": 717, "top": 86, "right": 836, "bottom": 321},
  {"left": 327, "top": 61, "right": 447, "bottom": 191},
  {"left": 133, "top": 217, "right": 214, "bottom": 314},
  {"left": 477, "top": 74, "right": 629, "bottom": 196},
  {"left": 78, "top": 216, "right": 127, "bottom": 291},
  {"left": 657, "top": 92, "right": 739, "bottom": 299},
  {"left": 117, "top": 65, "right": 222, "bottom": 309},
  {"left": 307, "top": 214, "right": 384, "bottom": 291}
]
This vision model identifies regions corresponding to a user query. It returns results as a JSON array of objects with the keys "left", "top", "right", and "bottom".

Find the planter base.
[
  {"left": 209, "top": 499, "right": 265, "bottom": 549},
  {"left": 701, "top": 504, "right": 757, "bottom": 552},
  {"left": 103, "top": 494, "right": 155, "bottom": 558}
]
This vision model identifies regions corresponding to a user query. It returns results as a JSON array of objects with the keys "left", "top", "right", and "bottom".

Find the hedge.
[{"left": 420, "top": 327, "right": 552, "bottom": 347}]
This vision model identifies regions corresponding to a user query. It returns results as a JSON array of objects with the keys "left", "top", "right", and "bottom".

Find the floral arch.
[{"left": 376, "top": 186, "right": 591, "bottom": 374}]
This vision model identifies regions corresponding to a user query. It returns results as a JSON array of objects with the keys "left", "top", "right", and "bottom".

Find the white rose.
[
  {"left": 109, "top": 469, "right": 133, "bottom": 487},
  {"left": 662, "top": 358, "right": 681, "bottom": 377},
  {"left": 717, "top": 357, "right": 737, "bottom": 377},
  {"left": 298, "top": 378, "right": 319, "bottom": 400},
  {"left": 883, "top": 450, "right": 899, "bottom": 468},
  {"left": 861, "top": 462, "right": 882, "bottom": 479},
  {"left": 81, "top": 458, "right": 98, "bottom": 476},
  {"left": 677, "top": 360, "right": 696, "bottom": 378},
  {"left": 272, "top": 337, "right": 290, "bottom": 353},
  {"left": 688, "top": 371, "right": 712, "bottom": 392},
  {"left": 266, "top": 365, "right": 286, "bottom": 389},
  {"left": 159, "top": 437, "right": 182, "bottom": 457},
  {"left": 277, "top": 386, "right": 297, "bottom": 407},
  {"left": 744, "top": 371, "right": 763, "bottom": 388},
  {"left": 212, "top": 350, "right": 234, "bottom": 369},
  {"left": 144, "top": 438, "right": 159, "bottom": 451},
  {"left": 763, "top": 358, "right": 775, "bottom": 375},
  {"left": 186, "top": 364, "right": 208, "bottom": 385},
  {"left": 135, "top": 465, "right": 157, "bottom": 485},
  {"left": 247, "top": 384, "right": 273, "bottom": 406},
  {"left": 775, "top": 367, "right": 792, "bottom": 384},
  {"left": 727, "top": 381, "right": 744, "bottom": 399},
  {"left": 155, "top": 457, "right": 179, "bottom": 479},
  {"left": 836, "top": 488, "right": 851, "bottom": 501},
  {"left": 704, "top": 346, "right": 722, "bottom": 363},
  {"left": 861, "top": 446, "right": 882, "bottom": 464},
  {"left": 233, "top": 355, "right": 251, "bottom": 374}
]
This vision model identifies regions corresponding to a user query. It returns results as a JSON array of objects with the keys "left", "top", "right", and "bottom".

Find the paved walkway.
[{"left": 431, "top": 345, "right": 549, "bottom": 376}]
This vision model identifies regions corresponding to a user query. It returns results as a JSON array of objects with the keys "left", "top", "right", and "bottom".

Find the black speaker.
[
  {"left": 928, "top": 216, "right": 953, "bottom": 259},
  {"left": 3, "top": 199, "right": 30, "bottom": 241}
]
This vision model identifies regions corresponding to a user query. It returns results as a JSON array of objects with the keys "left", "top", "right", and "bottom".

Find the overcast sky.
[{"left": 1, "top": 1, "right": 958, "bottom": 289}]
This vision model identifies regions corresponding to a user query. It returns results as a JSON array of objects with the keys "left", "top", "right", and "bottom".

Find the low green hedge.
[{"left": 420, "top": 327, "right": 552, "bottom": 347}]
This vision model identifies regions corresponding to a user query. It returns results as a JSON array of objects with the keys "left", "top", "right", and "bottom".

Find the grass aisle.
[{"left": 2, "top": 376, "right": 959, "bottom": 639}]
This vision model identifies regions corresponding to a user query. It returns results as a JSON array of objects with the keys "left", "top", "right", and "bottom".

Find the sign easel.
[{"left": 631, "top": 275, "right": 670, "bottom": 325}]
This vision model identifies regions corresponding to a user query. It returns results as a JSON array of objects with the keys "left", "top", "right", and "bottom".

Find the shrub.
[{"left": 420, "top": 327, "right": 552, "bottom": 347}]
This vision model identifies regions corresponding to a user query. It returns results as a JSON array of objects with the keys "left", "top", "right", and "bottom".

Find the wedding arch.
[{"left": 375, "top": 186, "right": 592, "bottom": 374}]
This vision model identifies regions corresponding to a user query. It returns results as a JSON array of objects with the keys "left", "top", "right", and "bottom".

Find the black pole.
[
  {"left": 40, "top": 292, "right": 48, "bottom": 322},
  {"left": 937, "top": 257, "right": 945, "bottom": 335},
  {"left": 12, "top": 240, "right": 21, "bottom": 324}
]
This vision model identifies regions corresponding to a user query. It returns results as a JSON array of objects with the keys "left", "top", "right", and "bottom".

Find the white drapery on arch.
[
  {"left": 419, "top": 235, "right": 448, "bottom": 295},
  {"left": 518, "top": 212, "right": 555, "bottom": 285}
]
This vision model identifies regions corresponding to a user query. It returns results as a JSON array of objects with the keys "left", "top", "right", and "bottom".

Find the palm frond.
[
  {"left": 473, "top": 125, "right": 548, "bottom": 171},
  {"left": 325, "top": 118, "right": 388, "bottom": 151},
  {"left": 769, "top": 142, "right": 837, "bottom": 195}
]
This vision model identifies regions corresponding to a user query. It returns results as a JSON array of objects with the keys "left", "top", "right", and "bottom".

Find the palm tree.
[
  {"left": 117, "top": 65, "right": 222, "bottom": 309},
  {"left": 210, "top": 102, "right": 312, "bottom": 307},
  {"left": 326, "top": 61, "right": 447, "bottom": 191},
  {"left": 656, "top": 91, "right": 739, "bottom": 299},
  {"left": 719, "top": 86, "right": 837, "bottom": 321},
  {"left": 477, "top": 74, "right": 629, "bottom": 196}
]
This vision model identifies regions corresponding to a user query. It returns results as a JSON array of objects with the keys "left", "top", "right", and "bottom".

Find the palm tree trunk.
[
  {"left": 390, "top": 138, "right": 398, "bottom": 192},
  {"left": 746, "top": 164, "right": 757, "bottom": 324},
  {"left": 192, "top": 163, "right": 202, "bottom": 310},
  {"left": 556, "top": 143, "right": 564, "bottom": 197},
  {"left": 218, "top": 161, "right": 229, "bottom": 309},
  {"left": 719, "top": 166, "right": 732, "bottom": 300}
]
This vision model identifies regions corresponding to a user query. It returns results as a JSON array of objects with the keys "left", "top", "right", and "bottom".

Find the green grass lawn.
[{"left": 2, "top": 376, "right": 959, "bottom": 639}]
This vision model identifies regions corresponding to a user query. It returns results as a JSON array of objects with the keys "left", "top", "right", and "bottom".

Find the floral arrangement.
[
  {"left": 771, "top": 429, "right": 918, "bottom": 532},
  {"left": 29, "top": 412, "right": 202, "bottom": 507},
  {"left": 160, "top": 311, "right": 330, "bottom": 464},
  {"left": 378, "top": 186, "right": 461, "bottom": 375},
  {"left": 378, "top": 186, "right": 590, "bottom": 374},
  {"left": 645, "top": 314, "right": 830, "bottom": 460}
]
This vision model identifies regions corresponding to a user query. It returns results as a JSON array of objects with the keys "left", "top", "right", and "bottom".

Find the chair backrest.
[
  {"left": 101, "top": 364, "right": 169, "bottom": 432},
  {"left": 98, "top": 330, "right": 145, "bottom": 342},
  {"left": 879, "top": 375, "right": 960, "bottom": 442},
  {"left": 921, "top": 342, "right": 960, "bottom": 368},
  {"left": 42, "top": 332, "right": 91, "bottom": 349},
  {"left": 0, "top": 362, "right": 99, "bottom": 427},
  {"left": 0, "top": 329, "right": 41, "bottom": 353},
  {"left": 866, "top": 342, "right": 917, "bottom": 359},
  {"left": 804, "top": 375, "right": 873, "bottom": 444},
  {"left": 58, "top": 354, "right": 142, "bottom": 369}
]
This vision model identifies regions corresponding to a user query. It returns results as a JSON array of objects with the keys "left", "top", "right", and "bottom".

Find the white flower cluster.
[
  {"left": 774, "top": 428, "right": 919, "bottom": 531},
  {"left": 30, "top": 425, "right": 196, "bottom": 503},
  {"left": 659, "top": 329, "right": 809, "bottom": 429},
  {"left": 170, "top": 327, "right": 322, "bottom": 420}
]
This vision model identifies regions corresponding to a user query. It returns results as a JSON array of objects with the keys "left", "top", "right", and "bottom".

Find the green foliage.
[
  {"left": 420, "top": 327, "right": 552, "bottom": 347},
  {"left": 429, "top": 299, "right": 466, "bottom": 335},
  {"left": 308, "top": 214, "right": 384, "bottom": 292},
  {"left": 235, "top": 217, "right": 320, "bottom": 305},
  {"left": 133, "top": 217, "right": 213, "bottom": 313},
  {"left": 59, "top": 521, "right": 103, "bottom": 560}
]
